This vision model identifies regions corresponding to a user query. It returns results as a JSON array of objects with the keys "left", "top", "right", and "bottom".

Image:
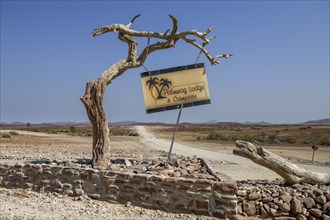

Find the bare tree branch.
[{"left": 92, "top": 14, "right": 232, "bottom": 66}]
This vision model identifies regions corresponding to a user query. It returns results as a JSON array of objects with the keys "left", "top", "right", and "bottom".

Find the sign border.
[
  {"left": 140, "top": 63, "right": 211, "bottom": 114},
  {"left": 140, "top": 63, "right": 204, "bottom": 78}
]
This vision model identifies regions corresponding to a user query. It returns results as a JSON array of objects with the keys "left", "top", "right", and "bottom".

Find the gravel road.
[{"left": 136, "top": 126, "right": 330, "bottom": 180}]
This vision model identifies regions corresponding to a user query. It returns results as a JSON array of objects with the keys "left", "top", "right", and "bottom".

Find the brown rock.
[
  {"left": 173, "top": 171, "right": 181, "bottom": 177},
  {"left": 279, "top": 202, "right": 291, "bottom": 212},
  {"left": 323, "top": 201, "right": 330, "bottom": 212},
  {"left": 274, "top": 217, "right": 296, "bottom": 220},
  {"left": 168, "top": 158, "right": 180, "bottom": 167},
  {"left": 309, "top": 208, "right": 322, "bottom": 219},
  {"left": 313, "top": 189, "right": 324, "bottom": 197},
  {"left": 303, "top": 197, "right": 316, "bottom": 209},
  {"left": 151, "top": 159, "right": 162, "bottom": 166},
  {"left": 291, "top": 197, "right": 302, "bottom": 215},
  {"left": 243, "top": 200, "right": 256, "bottom": 216},
  {"left": 213, "top": 179, "right": 237, "bottom": 195},
  {"left": 74, "top": 189, "right": 84, "bottom": 196},
  {"left": 89, "top": 193, "right": 101, "bottom": 200},
  {"left": 179, "top": 169, "right": 188, "bottom": 176},
  {"left": 315, "top": 195, "right": 327, "bottom": 204},
  {"left": 261, "top": 206, "right": 270, "bottom": 218},
  {"left": 186, "top": 165, "right": 195, "bottom": 173},
  {"left": 297, "top": 214, "right": 307, "bottom": 220},
  {"left": 280, "top": 192, "right": 292, "bottom": 202},
  {"left": 322, "top": 214, "right": 330, "bottom": 220},
  {"left": 248, "top": 192, "right": 262, "bottom": 200},
  {"left": 292, "top": 183, "right": 303, "bottom": 190},
  {"left": 196, "top": 200, "right": 209, "bottom": 210}
]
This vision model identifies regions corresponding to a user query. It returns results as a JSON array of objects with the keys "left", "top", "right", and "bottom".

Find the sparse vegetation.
[
  {"left": 151, "top": 124, "right": 330, "bottom": 147},
  {"left": 1, "top": 133, "right": 12, "bottom": 138},
  {"left": 9, "top": 131, "right": 19, "bottom": 136}
]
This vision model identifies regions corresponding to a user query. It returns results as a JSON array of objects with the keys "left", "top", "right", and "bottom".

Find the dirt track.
[{"left": 136, "top": 126, "right": 330, "bottom": 180}]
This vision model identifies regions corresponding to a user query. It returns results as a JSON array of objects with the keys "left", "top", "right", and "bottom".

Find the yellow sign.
[{"left": 140, "top": 63, "right": 211, "bottom": 113}]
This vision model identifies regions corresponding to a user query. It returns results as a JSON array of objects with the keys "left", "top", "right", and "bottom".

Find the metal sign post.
[{"left": 165, "top": 104, "right": 183, "bottom": 168}]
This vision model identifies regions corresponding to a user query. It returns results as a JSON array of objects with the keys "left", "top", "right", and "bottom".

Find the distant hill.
[
  {"left": 301, "top": 118, "right": 330, "bottom": 125},
  {"left": 1, "top": 118, "right": 329, "bottom": 126},
  {"left": 244, "top": 121, "right": 273, "bottom": 125}
]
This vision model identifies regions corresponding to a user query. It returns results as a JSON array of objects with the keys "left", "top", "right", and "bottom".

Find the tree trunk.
[
  {"left": 80, "top": 80, "right": 110, "bottom": 169},
  {"left": 234, "top": 140, "right": 330, "bottom": 185}
]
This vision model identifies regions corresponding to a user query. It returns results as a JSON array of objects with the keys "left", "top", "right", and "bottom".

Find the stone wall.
[{"left": 0, "top": 163, "right": 237, "bottom": 219}]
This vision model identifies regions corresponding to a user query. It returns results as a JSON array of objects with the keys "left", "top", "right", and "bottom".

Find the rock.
[
  {"left": 308, "top": 216, "right": 317, "bottom": 220},
  {"left": 178, "top": 169, "right": 188, "bottom": 176},
  {"left": 313, "top": 189, "right": 324, "bottom": 197},
  {"left": 151, "top": 159, "right": 162, "bottom": 166},
  {"left": 168, "top": 158, "right": 180, "bottom": 167},
  {"left": 237, "top": 190, "right": 247, "bottom": 197},
  {"left": 325, "top": 193, "right": 330, "bottom": 201},
  {"left": 323, "top": 202, "right": 330, "bottom": 212},
  {"left": 110, "top": 164, "right": 121, "bottom": 172},
  {"left": 88, "top": 194, "right": 101, "bottom": 200},
  {"left": 279, "top": 202, "right": 291, "bottom": 212},
  {"left": 280, "top": 192, "right": 292, "bottom": 202},
  {"left": 322, "top": 214, "right": 330, "bottom": 220},
  {"left": 292, "top": 183, "right": 303, "bottom": 190},
  {"left": 297, "top": 214, "right": 307, "bottom": 220},
  {"left": 291, "top": 197, "right": 302, "bottom": 215},
  {"left": 73, "top": 189, "right": 84, "bottom": 196},
  {"left": 262, "top": 196, "right": 273, "bottom": 203},
  {"left": 124, "top": 160, "right": 132, "bottom": 167},
  {"left": 248, "top": 192, "right": 261, "bottom": 200},
  {"left": 125, "top": 201, "right": 132, "bottom": 207},
  {"left": 309, "top": 208, "right": 322, "bottom": 219},
  {"left": 315, "top": 195, "right": 327, "bottom": 204},
  {"left": 274, "top": 217, "right": 296, "bottom": 220},
  {"left": 133, "top": 164, "right": 147, "bottom": 172},
  {"left": 186, "top": 165, "right": 195, "bottom": 173},
  {"left": 173, "top": 171, "right": 181, "bottom": 177},
  {"left": 62, "top": 183, "right": 73, "bottom": 190},
  {"left": 303, "top": 197, "right": 316, "bottom": 209},
  {"left": 25, "top": 182, "right": 34, "bottom": 188},
  {"left": 236, "top": 204, "right": 242, "bottom": 214},
  {"left": 261, "top": 206, "right": 270, "bottom": 218},
  {"left": 243, "top": 200, "right": 256, "bottom": 216},
  {"left": 269, "top": 208, "right": 277, "bottom": 216}
]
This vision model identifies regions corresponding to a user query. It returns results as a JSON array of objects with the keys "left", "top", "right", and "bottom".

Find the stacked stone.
[
  {"left": 0, "top": 163, "right": 237, "bottom": 219},
  {"left": 24, "top": 157, "right": 217, "bottom": 180},
  {"left": 237, "top": 179, "right": 330, "bottom": 220}
]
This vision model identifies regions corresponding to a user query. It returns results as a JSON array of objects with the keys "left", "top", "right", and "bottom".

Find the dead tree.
[
  {"left": 80, "top": 14, "right": 232, "bottom": 169},
  {"left": 234, "top": 140, "right": 330, "bottom": 185}
]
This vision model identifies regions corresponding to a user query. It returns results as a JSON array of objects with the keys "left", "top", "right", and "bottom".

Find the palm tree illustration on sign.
[{"left": 146, "top": 77, "right": 172, "bottom": 100}]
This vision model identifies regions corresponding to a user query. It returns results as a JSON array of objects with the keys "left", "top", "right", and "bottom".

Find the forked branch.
[{"left": 92, "top": 14, "right": 232, "bottom": 72}]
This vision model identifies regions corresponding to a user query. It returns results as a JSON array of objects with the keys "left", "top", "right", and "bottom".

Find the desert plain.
[{"left": 0, "top": 123, "right": 329, "bottom": 219}]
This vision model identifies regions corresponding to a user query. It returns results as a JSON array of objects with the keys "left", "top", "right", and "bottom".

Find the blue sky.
[{"left": 1, "top": 1, "right": 329, "bottom": 124}]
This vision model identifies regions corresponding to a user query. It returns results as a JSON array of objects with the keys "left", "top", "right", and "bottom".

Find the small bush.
[
  {"left": 283, "top": 137, "right": 297, "bottom": 144},
  {"left": 128, "top": 132, "right": 139, "bottom": 136},
  {"left": 112, "top": 130, "right": 126, "bottom": 136},
  {"left": 9, "top": 131, "right": 19, "bottom": 136},
  {"left": 268, "top": 134, "right": 277, "bottom": 142},
  {"left": 206, "top": 132, "right": 227, "bottom": 141},
  {"left": 69, "top": 126, "right": 76, "bottom": 133},
  {"left": 318, "top": 137, "right": 330, "bottom": 146},
  {"left": 1, "top": 133, "right": 12, "bottom": 138}
]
